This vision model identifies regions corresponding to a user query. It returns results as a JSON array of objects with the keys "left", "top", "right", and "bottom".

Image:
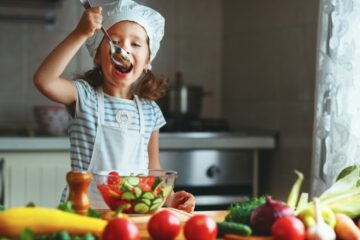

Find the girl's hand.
[
  {"left": 167, "top": 191, "right": 196, "bottom": 213},
  {"left": 75, "top": 7, "right": 103, "bottom": 38}
]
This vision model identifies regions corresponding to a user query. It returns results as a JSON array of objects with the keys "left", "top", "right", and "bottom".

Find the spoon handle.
[{"left": 100, "top": 27, "right": 113, "bottom": 42}]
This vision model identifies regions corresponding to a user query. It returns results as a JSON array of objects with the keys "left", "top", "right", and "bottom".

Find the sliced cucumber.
[
  {"left": 141, "top": 198, "right": 152, "bottom": 206},
  {"left": 126, "top": 176, "right": 140, "bottom": 186},
  {"left": 121, "top": 191, "right": 135, "bottom": 200},
  {"left": 161, "top": 186, "right": 173, "bottom": 197},
  {"left": 123, "top": 181, "right": 134, "bottom": 191},
  {"left": 151, "top": 176, "right": 163, "bottom": 190},
  {"left": 133, "top": 186, "right": 142, "bottom": 198},
  {"left": 142, "top": 191, "right": 155, "bottom": 200},
  {"left": 149, "top": 203, "right": 162, "bottom": 213},
  {"left": 152, "top": 197, "right": 163, "bottom": 205},
  {"left": 134, "top": 203, "right": 149, "bottom": 214}
]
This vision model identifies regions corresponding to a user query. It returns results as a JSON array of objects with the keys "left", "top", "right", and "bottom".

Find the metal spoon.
[{"left": 79, "top": 0, "right": 132, "bottom": 73}]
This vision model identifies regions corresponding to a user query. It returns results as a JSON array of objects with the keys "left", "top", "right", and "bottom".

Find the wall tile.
[
  {"left": 223, "top": 0, "right": 319, "bottom": 198},
  {"left": 0, "top": 23, "right": 27, "bottom": 100},
  {"left": 176, "top": 0, "right": 222, "bottom": 37},
  {"left": 276, "top": 27, "right": 313, "bottom": 101},
  {"left": 151, "top": 36, "right": 176, "bottom": 79},
  {"left": 223, "top": 32, "right": 280, "bottom": 102},
  {"left": 278, "top": 102, "right": 314, "bottom": 141},
  {"left": 223, "top": 102, "right": 280, "bottom": 131}
]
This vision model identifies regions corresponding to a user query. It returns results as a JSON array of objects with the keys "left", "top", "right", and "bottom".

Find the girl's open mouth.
[{"left": 114, "top": 63, "right": 133, "bottom": 74}]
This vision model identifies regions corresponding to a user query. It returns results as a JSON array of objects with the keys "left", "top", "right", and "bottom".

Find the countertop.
[{"left": 0, "top": 132, "right": 276, "bottom": 151}]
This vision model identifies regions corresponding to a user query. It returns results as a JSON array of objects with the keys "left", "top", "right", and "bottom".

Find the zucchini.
[
  {"left": 0, "top": 207, "right": 107, "bottom": 238},
  {"left": 217, "top": 221, "right": 252, "bottom": 237}
]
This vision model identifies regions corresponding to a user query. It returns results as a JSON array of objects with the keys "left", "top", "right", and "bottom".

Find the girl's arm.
[
  {"left": 148, "top": 130, "right": 161, "bottom": 169},
  {"left": 148, "top": 130, "right": 196, "bottom": 213},
  {"left": 33, "top": 7, "right": 102, "bottom": 105}
]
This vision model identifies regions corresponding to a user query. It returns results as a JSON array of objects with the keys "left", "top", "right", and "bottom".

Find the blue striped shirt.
[{"left": 68, "top": 79, "right": 166, "bottom": 171}]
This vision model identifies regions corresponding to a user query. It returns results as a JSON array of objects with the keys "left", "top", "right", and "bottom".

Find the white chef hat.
[{"left": 86, "top": 0, "right": 165, "bottom": 65}]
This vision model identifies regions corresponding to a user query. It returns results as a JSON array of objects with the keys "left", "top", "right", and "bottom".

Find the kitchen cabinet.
[
  {"left": 0, "top": 132, "right": 276, "bottom": 210},
  {"left": 1, "top": 151, "right": 70, "bottom": 208}
]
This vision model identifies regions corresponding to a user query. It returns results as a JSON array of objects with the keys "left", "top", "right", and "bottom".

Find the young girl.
[{"left": 34, "top": 0, "right": 195, "bottom": 213}]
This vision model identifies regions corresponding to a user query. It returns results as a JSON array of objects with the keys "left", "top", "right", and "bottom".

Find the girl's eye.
[{"left": 132, "top": 42, "right": 141, "bottom": 47}]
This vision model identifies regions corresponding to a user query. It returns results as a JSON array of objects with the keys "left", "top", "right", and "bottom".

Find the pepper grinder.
[{"left": 66, "top": 171, "right": 92, "bottom": 215}]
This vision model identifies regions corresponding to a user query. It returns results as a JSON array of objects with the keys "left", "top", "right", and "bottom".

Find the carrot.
[
  {"left": 334, "top": 213, "right": 360, "bottom": 240},
  {"left": 224, "top": 235, "right": 272, "bottom": 240}
]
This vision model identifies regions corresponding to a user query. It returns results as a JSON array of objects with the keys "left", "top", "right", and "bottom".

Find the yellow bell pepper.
[{"left": 297, "top": 205, "right": 336, "bottom": 228}]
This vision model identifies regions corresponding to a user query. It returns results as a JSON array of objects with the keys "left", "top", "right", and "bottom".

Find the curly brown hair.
[{"left": 75, "top": 66, "right": 168, "bottom": 101}]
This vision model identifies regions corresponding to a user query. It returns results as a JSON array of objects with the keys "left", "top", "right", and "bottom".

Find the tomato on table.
[
  {"left": 184, "top": 214, "right": 218, "bottom": 240},
  {"left": 102, "top": 217, "right": 140, "bottom": 240},
  {"left": 271, "top": 216, "right": 305, "bottom": 240},
  {"left": 148, "top": 210, "right": 181, "bottom": 240}
]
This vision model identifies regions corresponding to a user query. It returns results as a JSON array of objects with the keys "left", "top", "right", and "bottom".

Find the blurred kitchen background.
[{"left": 0, "top": 0, "right": 318, "bottom": 207}]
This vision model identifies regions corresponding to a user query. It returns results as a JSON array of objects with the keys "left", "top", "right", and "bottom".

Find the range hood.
[
  {"left": 0, "top": 0, "right": 62, "bottom": 24},
  {"left": 0, "top": 0, "right": 61, "bottom": 5}
]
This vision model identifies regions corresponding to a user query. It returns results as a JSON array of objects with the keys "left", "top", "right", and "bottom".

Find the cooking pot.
[{"left": 161, "top": 72, "right": 204, "bottom": 118}]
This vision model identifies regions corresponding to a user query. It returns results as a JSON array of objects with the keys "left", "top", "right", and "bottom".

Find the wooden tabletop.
[{"left": 134, "top": 209, "right": 229, "bottom": 239}]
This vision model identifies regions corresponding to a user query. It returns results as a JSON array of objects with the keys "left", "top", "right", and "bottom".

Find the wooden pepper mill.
[{"left": 66, "top": 171, "right": 92, "bottom": 215}]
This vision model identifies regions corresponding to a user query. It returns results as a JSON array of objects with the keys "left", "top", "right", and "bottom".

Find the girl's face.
[{"left": 96, "top": 21, "right": 150, "bottom": 91}]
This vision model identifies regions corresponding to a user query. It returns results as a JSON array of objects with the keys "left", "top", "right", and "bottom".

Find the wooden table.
[{"left": 133, "top": 209, "right": 229, "bottom": 239}]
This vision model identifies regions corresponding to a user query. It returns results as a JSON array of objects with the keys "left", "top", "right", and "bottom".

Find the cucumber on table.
[{"left": 217, "top": 221, "right": 252, "bottom": 237}]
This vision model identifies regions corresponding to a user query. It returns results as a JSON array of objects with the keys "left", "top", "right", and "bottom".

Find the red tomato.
[
  {"left": 139, "top": 176, "right": 156, "bottom": 192},
  {"left": 271, "top": 216, "right": 305, "bottom": 240},
  {"left": 97, "top": 185, "right": 124, "bottom": 210},
  {"left": 141, "top": 176, "right": 156, "bottom": 186},
  {"left": 148, "top": 210, "right": 181, "bottom": 240},
  {"left": 138, "top": 182, "right": 152, "bottom": 192},
  {"left": 102, "top": 217, "right": 140, "bottom": 240},
  {"left": 184, "top": 215, "right": 218, "bottom": 240},
  {"left": 107, "top": 171, "right": 120, "bottom": 185}
]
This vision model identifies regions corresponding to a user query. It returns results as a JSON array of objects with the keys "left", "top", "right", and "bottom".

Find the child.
[{"left": 34, "top": 0, "right": 195, "bottom": 212}]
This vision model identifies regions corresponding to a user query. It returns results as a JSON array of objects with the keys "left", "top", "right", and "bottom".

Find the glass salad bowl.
[{"left": 93, "top": 169, "right": 177, "bottom": 214}]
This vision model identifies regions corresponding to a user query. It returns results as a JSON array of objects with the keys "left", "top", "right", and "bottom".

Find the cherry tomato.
[
  {"left": 102, "top": 217, "right": 140, "bottom": 240},
  {"left": 98, "top": 185, "right": 123, "bottom": 210},
  {"left": 184, "top": 215, "right": 218, "bottom": 240},
  {"left": 148, "top": 210, "right": 181, "bottom": 240},
  {"left": 138, "top": 182, "right": 152, "bottom": 192},
  {"left": 138, "top": 176, "right": 156, "bottom": 192},
  {"left": 107, "top": 171, "right": 120, "bottom": 185},
  {"left": 140, "top": 176, "right": 156, "bottom": 186},
  {"left": 271, "top": 216, "right": 305, "bottom": 240}
]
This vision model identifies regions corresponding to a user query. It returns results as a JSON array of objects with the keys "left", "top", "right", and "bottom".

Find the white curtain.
[{"left": 311, "top": 0, "right": 360, "bottom": 196}]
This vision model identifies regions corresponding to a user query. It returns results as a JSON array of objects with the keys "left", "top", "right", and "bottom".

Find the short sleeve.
[
  {"left": 72, "top": 80, "right": 97, "bottom": 119},
  {"left": 151, "top": 101, "right": 166, "bottom": 131}
]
